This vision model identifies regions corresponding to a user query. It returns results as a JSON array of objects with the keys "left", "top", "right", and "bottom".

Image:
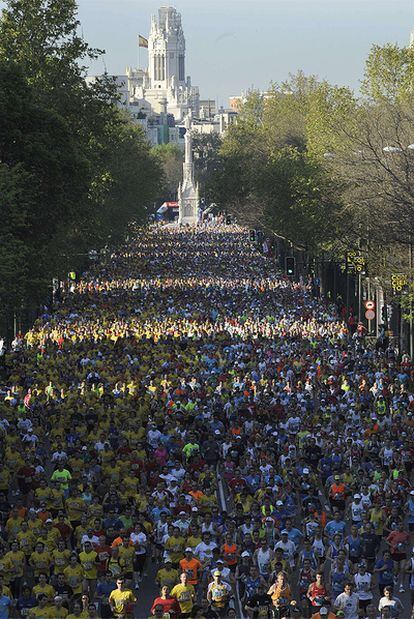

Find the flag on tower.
[{"left": 138, "top": 35, "right": 148, "bottom": 48}]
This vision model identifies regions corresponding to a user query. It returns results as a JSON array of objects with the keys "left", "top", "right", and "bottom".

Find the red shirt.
[{"left": 150, "top": 596, "right": 179, "bottom": 616}]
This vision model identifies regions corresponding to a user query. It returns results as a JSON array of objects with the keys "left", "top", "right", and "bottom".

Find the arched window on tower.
[
  {"left": 161, "top": 55, "right": 165, "bottom": 81},
  {"left": 179, "top": 55, "right": 185, "bottom": 82}
]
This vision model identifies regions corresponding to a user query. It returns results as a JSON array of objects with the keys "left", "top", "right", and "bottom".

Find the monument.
[{"left": 178, "top": 110, "right": 200, "bottom": 225}]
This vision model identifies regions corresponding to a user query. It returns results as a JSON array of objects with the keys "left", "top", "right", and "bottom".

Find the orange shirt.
[
  {"left": 270, "top": 584, "right": 292, "bottom": 605},
  {"left": 189, "top": 490, "right": 204, "bottom": 502},
  {"left": 179, "top": 557, "right": 202, "bottom": 585},
  {"left": 222, "top": 542, "right": 238, "bottom": 566},
  {"left": 329, "top": 483, "right": 345, "bottom": 498}
]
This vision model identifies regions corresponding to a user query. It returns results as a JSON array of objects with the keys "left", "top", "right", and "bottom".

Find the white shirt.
[
  {"left": 130, "top": 531, "right": 147, "bottom": 554},
  {"left": 195, "top": 541, "right": 217, "bottom": 561},
  {"left": 334, "top": 592, "right": 359, "bottom": 619},
  {"left": 354, "top": 572, "right": 372, "bottom": 600}
]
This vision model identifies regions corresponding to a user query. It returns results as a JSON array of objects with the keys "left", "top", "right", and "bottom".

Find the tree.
[
  {"left": 152, "top": 143, "right": 183, "bottom": 200},
  {"left": 192, "top": 133, "right": 222, "bottom": 202},
  {"left": 0, "top": 1, "right": 162, "bottom": 336}
]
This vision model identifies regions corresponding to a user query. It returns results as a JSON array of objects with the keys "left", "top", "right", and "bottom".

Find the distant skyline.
[{"left": 12, "top": 0, "right": 414, "bottom": 106}]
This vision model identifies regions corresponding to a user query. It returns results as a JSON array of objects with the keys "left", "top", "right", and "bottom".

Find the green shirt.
[{"left": 51, "top": 469, "right": 72, "bottom": 490}]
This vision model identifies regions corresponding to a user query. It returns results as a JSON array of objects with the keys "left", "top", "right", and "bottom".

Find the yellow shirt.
[
  {"left": 33, "top": 583, "right": 56, "bottom": 600},
  {"left": 79, "top": 550, "right": 98, "bottom": 579},
  {"left": 52, "top": 548, "right": 71, "bottom": 572},
  {"left": 164, "top": 535, "right": 185, "bottom": 563},
  {"left": 63, "top": 564, "right": 83, "bottom": 594},
  {"left": 30, "top": 607, "right": 53, "bottom": 619},
  {"left": 51, "top": 607, "right": 68, "bottom": 619},
  {"left": 30, "top": 550, "right": 52, "bottom": 577},
  {"left": 156, "top": 567, "right": 180, "bottom": 588},
  {"left": 16, "top": 530, "right": 35, "bottom": 556},
  {"left": 0, "top": 556, "right": 12, "bottom": 584},
  {"left": 4, "top": 549, "right": 25, "bottom": 577},
  {"left": 109, "top": 588, "right": 136, "bottom": 616},
  {"left": 119, "top": 545, "right": 135, "bottom": 572},
  {"left": 170, "top": 583, "right": 195, "bottom": 613}
]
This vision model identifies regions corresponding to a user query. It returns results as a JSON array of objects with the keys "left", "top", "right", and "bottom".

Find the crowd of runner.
[{"left": 0, "top": 224, "right": 413, "bottom": 619}]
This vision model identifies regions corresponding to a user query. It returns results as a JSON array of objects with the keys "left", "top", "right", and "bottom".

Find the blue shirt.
[
  {"left": 375, "top": 558, "right": 394, "bottom": 585},
  {"left": 325, "top": 520, "right": 346, "bottom": 538},
  {"left": 0, "top": 595, "right": 10, "bottom": 619}
]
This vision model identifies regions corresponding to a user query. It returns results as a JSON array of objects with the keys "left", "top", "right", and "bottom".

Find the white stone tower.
[
  {"left": 178, "top": 110, "right": 200, "bottom": 225},
  {"left": 149, "top": 6, "right": 186, "bottom": 89},
  {"left": 143, "top": 6, "right": 199, "bottom": 121}
]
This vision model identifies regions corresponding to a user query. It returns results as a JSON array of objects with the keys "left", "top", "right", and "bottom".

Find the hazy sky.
[{"left": 78, "top": 0, "right": 412, "bottom": 105}]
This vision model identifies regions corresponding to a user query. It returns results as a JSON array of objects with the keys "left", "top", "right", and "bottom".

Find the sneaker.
[{"left": 399, "top": 585, "right": 405, "bottom": 592}]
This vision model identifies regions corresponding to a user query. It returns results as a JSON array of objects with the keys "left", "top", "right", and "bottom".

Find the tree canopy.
[{"left": 0, "top": 0, "right": 161, "bottom": 336}]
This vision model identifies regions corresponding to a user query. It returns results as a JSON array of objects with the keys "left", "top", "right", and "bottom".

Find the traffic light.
[
  {"left": 226, "top": 215, "right": 232, "bottom": 225},
  {"left": 285, "top": 256, "right": 295, "bottom": 277},
  {"left": 249, "top": 229, "right": 256, "bottom": 242}
]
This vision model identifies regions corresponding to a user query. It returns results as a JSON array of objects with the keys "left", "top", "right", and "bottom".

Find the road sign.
[
  {"left": 364, "top": 300, "right": 375, "bottom": 310},
  {"left": 365, "top": 309, "right": 375, "bottom": 320}
]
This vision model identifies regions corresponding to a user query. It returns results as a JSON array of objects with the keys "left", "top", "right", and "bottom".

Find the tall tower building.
[
  {"left": 143, "top": 6, "right": 199, "bottom": 121},
  {"left": 149, "top": 7, "right": 186, "bottom": 89}
]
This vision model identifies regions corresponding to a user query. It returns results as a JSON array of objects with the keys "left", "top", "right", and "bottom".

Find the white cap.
[
  {"left": 303, "top": 468, "right": 310, "bottom": 474},
  {"left": 354, "top": 494, "right": 361, "bottom": 499},
  {"left": 241, "top": 551, "right": 250, "bottom": 558}
]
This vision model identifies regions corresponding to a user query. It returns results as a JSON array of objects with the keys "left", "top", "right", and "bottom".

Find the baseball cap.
[
  {"left": 241, "top": 551, "right": 250, "bottom": 557},
  {"left": 185, "top": 547, "right": 193, "bottom": 552},
  {"left": 354, "top": 494, "right": 361, "bottom": 499},
  {"left": 303, "top": 467, "right": 310, "bottom": 474},
  {"left": 319, "top": 609, "right": 328, "bottom": 617}
]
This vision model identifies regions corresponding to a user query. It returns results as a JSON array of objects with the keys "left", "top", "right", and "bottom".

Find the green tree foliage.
[
  {"left": 152, "top": 143, "right": 183, "bottom": 200},
  {"left": 361, "top": 44, "right": 414, "bottom": 103},
  {"left": 0, "top": 0, "right": 161, "bottom": 336},
  {"left": 192, "top": 133, "right": 222, "bottom": 203},
  {"left": 212, "top": 78, "right": 343, "bottom": 251}
]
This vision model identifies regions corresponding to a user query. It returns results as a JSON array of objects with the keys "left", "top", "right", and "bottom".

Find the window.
[{"left": 179, "top": 55, "right": 185, "bottom": 81}]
